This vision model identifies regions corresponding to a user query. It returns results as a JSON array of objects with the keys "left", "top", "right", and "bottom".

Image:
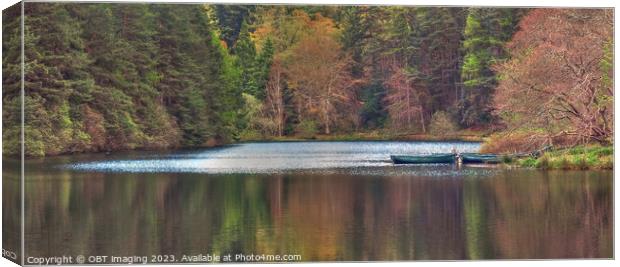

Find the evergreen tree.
[
  {"left": 232, "top": 21, "right": 274, "bottom": 100},
  {"left": 339, "top": 6, "right": 387, "bottom": 129},
  {"left": 153, "top": 5, "right": 220, "bottom": 146},
  {"left": 459, "top": 8, "right": 522, "bottom": 127},
  {"left": 359, "top": 82, "right": 387, "bottom": 129},
  {"left": 255, "top": 38, "right": 275, "bottom": 98},
  {"left": 113, "top": 4, "right": 181, "bottom": 148},
  {"left": 204, "top": 22, "right": 244, "bottom": 143},
  {"left": 3, "top": 3, "right": 247, "bottom": 155},
  {"left": 74, "top": 4, "right": 145, "bottom": 150},
  {"left": 232, "top": 21, "right": 260, "bottom": 98},
  {"left": 213, "top": 4, "right": 254, "bottom": 48},
  {"left": 377, "top": 7, "right": 466, "bottom": 131},
  {"left": 2, "top": 3, "right": 22, "bottom": 155},
  {"left": 22, "top": 3, "right": 95, "bottom": 155}
]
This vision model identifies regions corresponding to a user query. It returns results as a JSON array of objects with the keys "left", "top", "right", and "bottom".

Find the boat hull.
[
  {"left": 390, "top": 154, "right": 456, "bottom": 164},
  {"left": 460, "top": 153, "right": 502, "bottom": 164}
]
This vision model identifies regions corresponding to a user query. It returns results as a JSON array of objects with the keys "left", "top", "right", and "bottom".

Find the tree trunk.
[
  {"left": 324, "top": 99, "right": 331, "bottom": 135},
  {"left": 420, "top": 110, "right": 426, "bottom": 133}
]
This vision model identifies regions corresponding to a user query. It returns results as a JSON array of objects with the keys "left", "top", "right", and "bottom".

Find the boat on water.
[
  {"left": 390, "top": 153, "right": 504, "bottom": 164},
  {"left": 459, "top": 153, "right": 502, "bottom": 164},
  {"left": 390, "top": 145, "right": 550, "bottom": 165},
  {"left": 390, "top": 153, "right": 456, "bottom": 164}
]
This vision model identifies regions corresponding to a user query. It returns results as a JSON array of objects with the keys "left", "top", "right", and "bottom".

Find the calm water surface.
[{"left": 3, "top": 141, "right": 613, "bottom": 261}]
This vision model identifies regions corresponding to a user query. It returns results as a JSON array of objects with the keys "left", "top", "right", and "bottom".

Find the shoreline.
[
  {"left": 6, "top": 132, "right": 489, "bottom": 159},
  {"left": 243, "top": 132, "right": 487, "bottom": 143},
  {"left": 497, "top": 145, "right": 613, "bottom": 171},
  {"left": 5, "top": 137, "right": 612, "bottom": 171}
]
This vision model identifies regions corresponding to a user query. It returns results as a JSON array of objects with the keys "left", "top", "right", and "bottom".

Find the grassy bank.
[
  {"left": 480, "top": 131, "right": 613, "bottom": 170},
  {"left": 513, "top": 145, "right": 613, "bottom": 170}
]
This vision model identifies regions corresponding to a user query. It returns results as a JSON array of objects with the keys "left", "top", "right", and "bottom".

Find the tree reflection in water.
[{"left": 11, "top": 164, "right": 611, "bottom": 261}]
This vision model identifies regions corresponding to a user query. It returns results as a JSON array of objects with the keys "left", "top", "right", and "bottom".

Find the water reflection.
[
  {"left": 12, "top": 166, "right": 612, "bottom": 261},
  {"left": 3, "top": 141, "right": 613, "bottom": 261},
  {"left": 2, "top": 164, "right": 21, "bottom": 263}
]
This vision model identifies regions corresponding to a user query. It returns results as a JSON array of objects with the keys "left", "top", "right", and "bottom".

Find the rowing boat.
[
  {"left": 460, "top": 153, "right": 502, "bottom": 164},
  {"left": 390, "top": 153, "right": 456, "bottom": 164}
]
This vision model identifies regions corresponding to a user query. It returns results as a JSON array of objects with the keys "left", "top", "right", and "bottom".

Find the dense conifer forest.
[{"left": 2, "top": 3, "right": 613, "bottom": 156}]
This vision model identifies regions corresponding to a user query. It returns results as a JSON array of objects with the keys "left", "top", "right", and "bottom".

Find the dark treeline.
[
  {"left": 2, "top": 4, "right": 612, "bottom": 156},
  {"left": 4, "top": 3, "right": 248, "bottom": 156}
]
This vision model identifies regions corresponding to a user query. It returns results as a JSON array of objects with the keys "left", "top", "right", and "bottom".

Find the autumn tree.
[
  {"left": 285, "top": 15, "right": 356, "bottom": 135},
  {"left": 382, "top": 59, "right": 426, "bottom": 132},
  {"left": 251, "top": 7, "right": 313, "bottom": 53},
  {"left": 264, "top": 58, "right": 286, "bottom": 136},
  {"left": 494, "top": 9, "right": 613, "bottom": 144}
]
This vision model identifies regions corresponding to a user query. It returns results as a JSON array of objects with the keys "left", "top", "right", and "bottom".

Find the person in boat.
[{"left": 451, "top": 146, "right": 462, "bottom": 164}]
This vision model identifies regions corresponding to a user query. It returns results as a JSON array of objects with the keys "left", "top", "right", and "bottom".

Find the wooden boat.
[
  {"left": 390, "top": 153, "right": 456, "bottom": 164},
  {"left": 460, "top": 153, "right": 502, "bottom": 164}
]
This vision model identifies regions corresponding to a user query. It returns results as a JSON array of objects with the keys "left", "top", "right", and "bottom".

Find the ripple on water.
[{"left": 64, "top": 141, "right": 488, "bottom": 176}]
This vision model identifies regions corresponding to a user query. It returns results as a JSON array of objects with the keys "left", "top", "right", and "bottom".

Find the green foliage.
[
  {"left": 600, "top": 39, "right": 613, "bottom": 89},
  {"left": 359, "top": 80, "right": 387, "bottom": 129},
  {"left": 519, "top": 157, "right": 537, "bottom": 168},
  {"left": 239, "top": 93, "right": 271, "bottom": 140},
  {"left": 517, "top": 145, "right": 613, "bottom": 170},
  {"left": 2, "top": 4, "right": 22, "bottom": 155},
  {"left": 255, "top": 38, "right": 275, "bottom": 97},
  {"left": 571, "top": 157, "right": 588, "bottom": 170},
  {"left": 459, "top": 8, "right": 522, "bottom": 127},
  {"left": 231, "top": 21, "right": 273, "bottom": 100},
  {"left": 2, "top": 3, "right": 248, "bottom": 156},
  {"left": 233, "top": 21, "right": 259, "bottom": 95},
  {"left": 295, "top": 120, "right": 318, "bottom": 139},
  {"left": 207, "top": 28, "right": 245, "bottom": 142}
]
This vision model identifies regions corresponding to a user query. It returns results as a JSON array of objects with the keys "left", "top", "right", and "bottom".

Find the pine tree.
[
  {"left": 2, "top": 3, "right": 23, "bottom": 155},
  {"left": 377, "top": 7, "right": 466, "bottom": 131},
  {"left": 11, "top": 3, "right": 247, "bottom": 154},
  {"left": 153, "top": 5, "right": 217, "bottom": 146},
  {"left": 73, "top": 4, "right": 143, "bottom": 150},
  {"left": 255, "top": 37, "right": 274, "bottom": 99},
  {"left": 22, "top": 3, "right": 94, "bottom": 155},
  {"left": 112, "top": 4, "right": 181, "bottom": 148},
  {"left": 459, "top": 8, "right": 523, "bottom": 127},
  {"left": 339, "top": 6, "right": 388, "bottom": 129},
  {"left": 233, "top": 20, "right": 260, "bottom": 98},
  {"left": 213, "top": 4, "right": 254, "bottom": 48},
  {"left": 198, "top": 9, "right": 244, "bottom": 142}
]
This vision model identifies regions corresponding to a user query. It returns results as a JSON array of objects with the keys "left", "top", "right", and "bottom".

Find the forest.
[{"left": 2, "top": 3, "right": 614, "bottom": 156}]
